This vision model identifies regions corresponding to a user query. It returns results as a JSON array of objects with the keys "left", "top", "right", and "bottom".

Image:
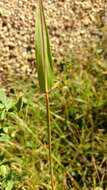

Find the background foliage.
[{"left": 0, "top": 44, "right": 107, "bottom": 189}]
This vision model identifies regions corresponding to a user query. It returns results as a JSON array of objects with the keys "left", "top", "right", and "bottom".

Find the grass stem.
[{"left": 45, "top": 91, "right": 54, "bottom": 190}]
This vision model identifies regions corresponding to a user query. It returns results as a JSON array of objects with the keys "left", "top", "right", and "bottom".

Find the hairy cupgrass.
[{"left": 35, "top": 0, "right": 54, "bottom": 189}]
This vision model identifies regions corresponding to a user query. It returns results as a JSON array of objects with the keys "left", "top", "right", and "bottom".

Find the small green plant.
[
  {"left": 0, "top": 88, "right": 15, "bottom": 120},
  {"left": 35, "top": 0, "right": 54, "bottom": 189}
]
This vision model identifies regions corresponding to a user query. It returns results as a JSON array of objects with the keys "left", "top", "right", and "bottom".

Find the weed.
[
  {"left": 0, "top": 49, "right": 107, "bottom": 189},
  {"left": 35, "top": 0, "right": 54, "bottom": 189}
]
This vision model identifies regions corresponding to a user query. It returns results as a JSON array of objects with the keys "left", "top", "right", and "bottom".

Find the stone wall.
[{"left": 0, "top": 0, "right": 106, "bottom": 80}]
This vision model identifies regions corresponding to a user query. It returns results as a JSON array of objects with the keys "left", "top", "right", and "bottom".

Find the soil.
[{"left": 0, "top": 0, "right": 106, "bottom": 83}]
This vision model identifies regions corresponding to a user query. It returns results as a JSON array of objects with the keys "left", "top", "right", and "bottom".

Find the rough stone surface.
[{"left": 0, "top": 0, "right": 106, "bottom": 81}]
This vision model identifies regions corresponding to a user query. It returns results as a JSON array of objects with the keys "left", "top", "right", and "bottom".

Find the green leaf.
[
  {"left": 0, "top": 109, "right": 6, "bottom": 120},
  {"left": 15, "top": 96, "right": 23, "bottom": 112},
  {"left": 5, "top": 99, "right": 15, "bottom": 111},
  {"left": 0, "top": 134, "right": 10, "bottom": 142},
  {"left": 6, "top": 180, "right": 14, "bottom": 190},
  {"left": 0, "top": 103, "right": 4, "bottom": 109},
  {"left": 35, "top": 0, "right": 54, "bottom": 92},
  {"left": 0, "top": 88, "right": 7, "bottom": 104},
  {"left": 0, "top": 165, "right": 7, "bottom": 177}
]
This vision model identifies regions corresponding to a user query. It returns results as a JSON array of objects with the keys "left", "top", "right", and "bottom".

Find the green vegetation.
[{"left": 0, "top": 49, "right": 107, "bottom": 189}]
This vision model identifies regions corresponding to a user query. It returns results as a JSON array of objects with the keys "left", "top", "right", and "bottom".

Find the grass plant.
[{"left": 35, "top": 0, "right": 54, "bottom": 189}]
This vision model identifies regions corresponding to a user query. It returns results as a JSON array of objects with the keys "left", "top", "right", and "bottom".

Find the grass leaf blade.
[{"left": 35, "top": 0, "right": 54, "bottom": 92}]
